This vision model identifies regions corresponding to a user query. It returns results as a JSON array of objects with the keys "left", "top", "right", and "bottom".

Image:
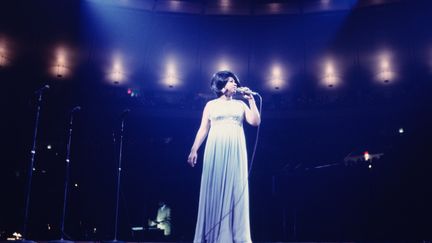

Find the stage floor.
[{"left": 30, "top": 241, "right": 423, "bottom": 243}]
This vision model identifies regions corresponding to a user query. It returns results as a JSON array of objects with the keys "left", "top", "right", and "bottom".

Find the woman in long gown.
[{"left": 187, "top": 71, "right": 261, "bottom": 243}]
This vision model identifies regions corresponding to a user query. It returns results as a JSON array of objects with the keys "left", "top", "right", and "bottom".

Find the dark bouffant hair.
[{"left": 210, "top": 70, "right": 241, "bottom": 97}]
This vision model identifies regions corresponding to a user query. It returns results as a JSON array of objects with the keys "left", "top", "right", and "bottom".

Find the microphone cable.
[{"left": 203, "top": 93, "right": 263, "bottom": 241}]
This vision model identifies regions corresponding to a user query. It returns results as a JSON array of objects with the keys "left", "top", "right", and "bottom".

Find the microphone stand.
[
  {"left": 50, "top": 106, "right": 80, "bottom": 243},
  {"left": 105, "top": 109, "right": 129, "bottom": 243},
  {"left": 21, "top": 85, "right": 49, "bottom": 243}
]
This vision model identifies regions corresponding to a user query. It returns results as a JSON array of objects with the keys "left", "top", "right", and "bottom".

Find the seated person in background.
[{"left": 148, "top": 201, "right": 171, "bottom": 236}]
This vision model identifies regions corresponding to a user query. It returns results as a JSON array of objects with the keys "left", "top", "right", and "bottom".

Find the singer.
[{"left": 188, "top": 70, "right": 260, "bottom": 243}]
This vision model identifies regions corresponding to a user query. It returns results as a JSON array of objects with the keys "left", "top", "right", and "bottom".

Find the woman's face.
[{"left": 223, "top": 77, "right": 238, "bottom": 95}]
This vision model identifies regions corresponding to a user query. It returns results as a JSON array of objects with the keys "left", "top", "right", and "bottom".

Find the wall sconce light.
[
  {"left": 376, "top": 55, "right": 395, "bottom": 84},
  {"left": 0, "top": 52, "right": 8, "bottom": 67},
  {"left": 323, "top": 73, "right": 338, "bottom": 88},
  {"left": 0, "top": 44, "right": 6, "bottom": 67},
  {"left": 166, "top": 73, "right": 178, "bottom": 88},
  {"left": 378, "top": 63, "right": 394, "bottom": 84},
  {"left": 112, "top": 70, "right": 124, "bottom": 85},
  {"left": 269, "top": 77, "right": 284, "bottom": 90},
  {"left": 267, "top": 64, "right": 286, "bottom": 90},
  {"left": 379, "top": 70, "right": 392, "bottom": 83},
  {"left": 322, "top": 62, "right": 340, "bottom": 88},
  {"left": 52, "top": 47, "right": 70, "bottom": 78},
  {"left": 217, "top": 59, "right": 231, "bottom": 72},
  {"left": 164, "top": 60, "right": 180, "bottom": 88},
  {"left": 220, "top": 0, "right": 232, "bottom": 12},
  {"left": 56, "top": 63, "right": 65, "bottom": 78},
  {"left": 0, "top": 54, "right": 5, "bottom": 67},
  {"left": 109, "top": 57, "right": 126, "bottom": 85}
]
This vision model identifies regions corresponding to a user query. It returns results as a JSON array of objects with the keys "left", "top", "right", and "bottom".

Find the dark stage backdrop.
[{"left": 1, "top": 0, "right": 431, "bottom": 241}]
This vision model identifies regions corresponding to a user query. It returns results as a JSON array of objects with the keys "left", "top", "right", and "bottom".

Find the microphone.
[
  {"left": 236, "top": 87, "right": 258, "bottom": 95},
  {"left": 35, "top": 84, "right": 50, "bottom": 94},
  {"left": 71, "top": 106, "right": 81, "bottom": 113}
]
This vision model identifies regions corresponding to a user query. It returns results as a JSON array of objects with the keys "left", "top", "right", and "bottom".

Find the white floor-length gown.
[{"left": 193, "top": 99, "right": 252, "bottom": 243}]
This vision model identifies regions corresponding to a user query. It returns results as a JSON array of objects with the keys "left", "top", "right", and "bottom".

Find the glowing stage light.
[
  {"left": 363, "top": 151, "right": 370, "bottom": 161},
  {"left": 322, "top": 60, "right": 340, "bottom": 88},
  {"left": 12, "top": 232, "right": 22, "bottom": 240},
  {"left": 108, "top": 54, "right": 127, "bottom": 85},
  {"left": 169, "top": 0, "right": 181, "bottom": 10},
  {"left": 399, "top": 128, "right": 404, "bottom": 134},
  {"left": 268, "top": 3, "right": 281, "bottom": 13},
  {"left": 111, "top": 69, "right": 124, "bottom": 85},
  {"left": 267, "top": 63, "right": 287, "bottom": 90},
  {"left": 164, "top": 58, "right": 180, "bottom": 88},
  {"left": 368, "top": 164, "right": 372, "bottom": 169},
  {"left": 51, "top": 47, "right": 70, "bottom": 78},
  {"left": 272, "top": 65, "right": 282, "bottom": 77},
  {"left": 220, "top": 0, "right": 232, "bottom": 12},
  {"left": 220, "top": 0, "right": 230, "bottom": 6},
  {"left": 376, "top": 52, "right": 396, "bottom": 84},
  {"left": 112, "top": 71, "right": 123, "bottom": 85},
  {"left": 131, "top": 226, "right": 144, "bottom": 231},
  {"left": 47, "top": 144, "right": 52, "bottom": 150},
  {"left": 270, "top": 78, "right": 284, "bottom": 90},
  {"left": 127, "top": 88, "right": 140, "bottom": 97},
  {"left": 0, "top": 53, "right": 6, "bottom": 67},
  {"left": 380, "top": 59, "right": 392, "bottom": 83},
  {"left": 217, "top": 59, "right": 231, "bottom": 72},
  {"left": 0, "top": 41, "right": 9, "bottom": 67},
  {"left": 56, "top": 64, "right": 65, "bottom": 78}
]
